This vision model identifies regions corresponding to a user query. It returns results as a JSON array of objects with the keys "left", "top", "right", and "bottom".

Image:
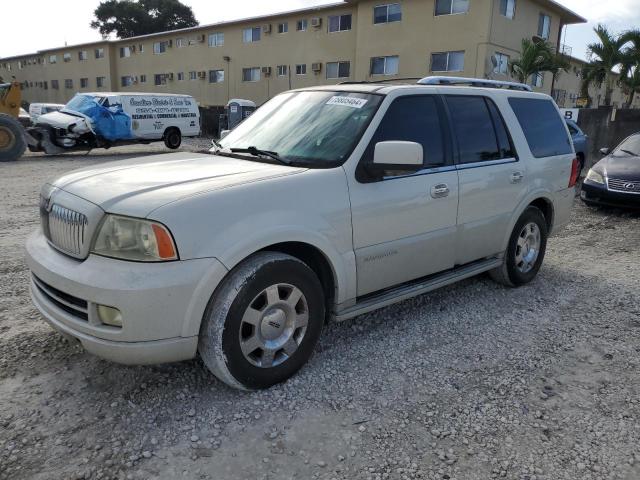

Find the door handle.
[
  {"left": 431, "top": 183, "right": 450, "bottom": 198},
  {"left": 510, "top": 171, "right": 524, "bottom": 184}
]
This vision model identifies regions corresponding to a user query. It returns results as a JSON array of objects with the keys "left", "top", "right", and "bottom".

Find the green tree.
[
  {"left": 91, "top": 0, "right": 198, "bottom": 39},
  {"left": 585, "top": 24, "right": 631, "bottom": 106},
  {"left": 509, "top": 39, "right": 568, "bottom": 85},
  {"left": 619, "top": 29, "right": 640, "bottom": 107}
]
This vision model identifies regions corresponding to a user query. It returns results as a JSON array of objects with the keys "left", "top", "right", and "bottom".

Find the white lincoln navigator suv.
[{"left": 26, "top": 77, "right": 579, "bottom": 390}]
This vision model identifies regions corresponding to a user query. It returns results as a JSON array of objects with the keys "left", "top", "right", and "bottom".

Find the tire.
[
  {"left": 577, "top": 154, "right": 585, "bottom": 178},
  {"left": 489, "top": 206, "right": 548, "bottom": 287},
  {"left": 163, "top": 128, "right": 182, "bottom": 149},
  {"left": 0, "top": 114, "right": 26, "bottom": 162},
  {"left": 198, "top": 252, "right": 325, "bottom": 390}
]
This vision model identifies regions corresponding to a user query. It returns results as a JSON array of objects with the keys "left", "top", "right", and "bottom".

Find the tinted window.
[
  {"left": 446, "top": 96, "right": 502, "bottom": 164},
  {"left": 486, "top": 99, "right": 515, "bottom": 158},
  {"left": 363, "top": 96, "right": 447, "bottom": 169},
  {"left": 509, "top": 98, "right": 572, "bottom": 158}
]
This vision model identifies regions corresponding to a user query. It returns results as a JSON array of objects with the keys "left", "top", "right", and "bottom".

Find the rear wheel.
[
  {"left": 198, "top": 252, "right": 325, "bottom": 390},
  {"left": 0, "top": 114, "right": 26, "bottom": 162},
  {"left": 163, "top": 128, "right": 182, "bottom": 149},
  {"left": 490, "top": 207, "right": 548, "bottom": 287}
]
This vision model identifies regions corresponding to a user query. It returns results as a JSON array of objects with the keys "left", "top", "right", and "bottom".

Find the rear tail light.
[{"left": 568, "top": 157, "right": 579, "bottom": 188}]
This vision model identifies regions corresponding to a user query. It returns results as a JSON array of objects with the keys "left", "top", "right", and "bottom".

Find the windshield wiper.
[
  {"left": 211, "top": 138, "right": 223, "bottom": 152},
  {"left": 619, "top": 149, "right": 638, "bottom": 156},
  {"left": 230, "top": 146, "right": 290, "bottom": 165}
]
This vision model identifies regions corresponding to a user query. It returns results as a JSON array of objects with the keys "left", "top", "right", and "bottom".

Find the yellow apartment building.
[{"left": 1, "top": 0, "right": 586, "bottom": 108}]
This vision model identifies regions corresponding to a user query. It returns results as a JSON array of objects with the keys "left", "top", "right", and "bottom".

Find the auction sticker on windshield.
[{"left": 326, "top": 96, "right": 369, "bottom": 109}]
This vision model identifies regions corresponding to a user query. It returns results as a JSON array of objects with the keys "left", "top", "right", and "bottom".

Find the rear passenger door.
[
  {"left": 445, "top": 94, "right": 526, "bottom": 265},
  {"left": 349, "top": 95, "right": 459, "bottom": 296}
]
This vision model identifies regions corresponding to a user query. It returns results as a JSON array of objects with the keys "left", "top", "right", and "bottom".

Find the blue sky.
[{"left": 1, "top": 0, "right": 638, "bottom": 60}]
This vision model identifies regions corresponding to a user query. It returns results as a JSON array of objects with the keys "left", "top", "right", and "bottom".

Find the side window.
[
  {"left": 446, "top": 95, "right": 504, "bottom": 164},
  {"left": 566, "top": 122, "right": 578, "bottom": 135},
  {"left": 485, "top": 99, "right": 515, "bottom": 158},
  {"left": 362, "top": 96, "right": 447, "bottom": 171},
  {"left": 508, "top": 98, "right": 573, "bottom": 158}
]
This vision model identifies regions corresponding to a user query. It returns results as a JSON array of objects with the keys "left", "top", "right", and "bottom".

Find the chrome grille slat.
[
  {"left": 607, "top": 178, "right": 640, "bottom": 194},
  {"left": 46, "top": 204, "right": 88, "bottom": 256}
]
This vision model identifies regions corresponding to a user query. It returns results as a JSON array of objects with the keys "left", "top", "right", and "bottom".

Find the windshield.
[
  {"left": 613, "top": 134, "right": 640, "bottom": 157},
  {"left": 63, "top": 94, "right": 104, "bottom": 115},
  {"left": 217, "top": 91, "right": 383, "bottom": 167}
]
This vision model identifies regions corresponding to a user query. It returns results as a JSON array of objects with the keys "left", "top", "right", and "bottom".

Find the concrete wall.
[{"left": 577, "top": 108, "right": 640, "bottom": 168}]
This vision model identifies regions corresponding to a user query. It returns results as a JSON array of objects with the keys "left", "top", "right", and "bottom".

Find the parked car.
[
  {"left": 581, "top": 132, "right": 640, "bottom": 208},
  {"left": 565, "top": 118, "right": 588, "bottom": 175},
  {"left": 26, "top": 77, "right": 578, "bottom": 390},
  {"left": 28, "top": 102, "right": 64, "bottom": 122},
  {"left": 26, "top": 92, "right": 200, "bottom": 154},
  {"left": 18, "top": 107, "right": 32, "bottom": 128}
]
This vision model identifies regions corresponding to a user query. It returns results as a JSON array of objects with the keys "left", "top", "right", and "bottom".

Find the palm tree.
[
  {"left": 586, "top": 24, "right": 631, "bottom": 106},
  {"left": 509, "top": 39, "right": 568, "bottom": 86},
  {"left": 619, "top": 29, "right": 640, "bottom": 107}
]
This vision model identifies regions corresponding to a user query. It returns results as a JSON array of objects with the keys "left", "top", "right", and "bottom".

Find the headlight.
[
  {"left": 92, "top": 215, "right": 178, "bottom": 262},
  {"left": 585, "top": 168, "right": 605, "bottom": 185}
]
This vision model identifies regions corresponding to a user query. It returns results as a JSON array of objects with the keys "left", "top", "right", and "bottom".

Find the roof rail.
[
  {"left": 417, "top": 76, "right": 532, "bottom": 92},
  {"left": 339, "top": 77, "right": 422, "bottom": 85}
]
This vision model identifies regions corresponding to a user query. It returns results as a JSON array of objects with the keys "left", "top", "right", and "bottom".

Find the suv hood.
[{"left": 49, "top": 152, "right": 306, "bottom": 218}]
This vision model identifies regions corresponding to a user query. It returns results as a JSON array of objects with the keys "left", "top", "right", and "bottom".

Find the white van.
[
  {"left": 26, "top": 92, "right": 200, "bottom": 154},
  {"left": 28, "top": 103, "right": 64, "bottom": 122}
]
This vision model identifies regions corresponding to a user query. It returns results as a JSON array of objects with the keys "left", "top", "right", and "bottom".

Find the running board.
[{"left": 334, "top": 257, "right": 502, "bottom": 322}]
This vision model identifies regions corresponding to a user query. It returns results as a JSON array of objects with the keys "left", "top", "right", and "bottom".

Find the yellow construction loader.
[{"left": 0, "top": 81, "right": 27, "bottom": 161}]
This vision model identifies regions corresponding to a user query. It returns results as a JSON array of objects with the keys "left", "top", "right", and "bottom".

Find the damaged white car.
[{"left": 26, "top": 92, "right": 200, "bottom": 154}]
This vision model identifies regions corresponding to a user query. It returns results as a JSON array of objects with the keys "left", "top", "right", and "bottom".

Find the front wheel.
[
  {"left": 489, "top": 206, "right": 548, "bottom": 287},
  {"left": 0, "top": 114, "right": 26, "bottom": 162},
  {"left": 198, "top": 252, "right": 325, "bottom": 390},
  {"left": 163, "top": 128, "right": 182, "bottom": 149}
]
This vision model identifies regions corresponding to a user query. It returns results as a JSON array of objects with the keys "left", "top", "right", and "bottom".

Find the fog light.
[{"left": 97, "top": 305, "right": 123, "bottom": 327}]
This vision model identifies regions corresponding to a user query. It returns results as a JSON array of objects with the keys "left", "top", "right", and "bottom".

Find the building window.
[
  {"left": 243, "top": 27, "right": 261, "bottom": 43},
  {"left": 153, "top": 41, "right": 169, "bottom": 54},
  {"left": 209, "top": 69, "right": 225, "bottom": 83},
  {"left": 297, "top": 19, "right": 308, "bottom": 31},
  {"left": 277, "top": 65, "right": 288, "bottom": 76},
  {"left": 78, "top": 51, "right": 88, "bottom": 61},
  {"left": 154, "top": 74, "right": 167, "bottom": 86},
  {"left": 176, "top": 37, "right": 186, "bottom": 48},
  {"left": 374, "top": 4, "right": 402, "bottom": 24},
  {"left": 538, "top": 13, "right": 551, "bottom": 39},
  {"left": 177, "top": 72, "right": 185, "bottom": 81},
  {"left": 80, "top": 78, "right": 89, "bottom": 88},
  {"left": 493, "top": 52, "right": 510, "bottom": 75},
  {"left": 121, "top": 76, "right": 134, "bottom": 87},
  {"left": 328, "top": 14, "right": 352, "bottom": 32},
  {"left": 189, "top": 71, "right": 197, "bottom": 80},
  {"left": 63, "top": 53, "right": 71, "bottom": 62},
  {"left": 120, "top": 46, "right": 131, "bottom": 58},
  {"left": 499, "top": 0, "right": 516, "bottom": 19},
  {"left": 96, "top": 77, "right": 105, "bottom": 88},
  {"left": 49, "top": 55, "right": 57, "bottom": 64},
  {"left": 140, "top": 74, "right": 147, "bottom": 83},
  {"left": 64, "top": 79, "right": 73, "bottom": 89},
  {"left": 296, "top": 64, "right": 307, "bottom": 75},
  {"left": 242, "top": 67, "right": 261, "bottom": 82},
  {"left": 431, "top": 51, "right": 465, "bottom": 72},
  {"left": 370, "top": 55, "right": 399, "bottom": 75},
  {"left": 95, "top": 48, "right": 104, "bottom": 59},
  {"left": 51, "top": 80, "right": 59, "bottom": 89},
  {"left": 278, "top": 22, "right": 288, "bottom": 33},
  {"left": 209, "top": 32, "right": 224, "bottom": 47},
  {"left": 435, "top": 0, "right": 469, "bottom": 15},
  {"left": 531, "top": 72, "right": 544, "bottom": 87},
  {"left": 326, "top": 61, "right": 350, "bottom": 79}
]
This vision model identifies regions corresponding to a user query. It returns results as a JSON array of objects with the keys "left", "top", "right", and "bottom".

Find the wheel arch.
[{"left": 501, "top": 192, "right": 555, "bottom": 252}]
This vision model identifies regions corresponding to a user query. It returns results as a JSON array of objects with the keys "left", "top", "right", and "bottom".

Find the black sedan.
[{"left": 581, "top": 133, "right": 640, "bottom": 209}]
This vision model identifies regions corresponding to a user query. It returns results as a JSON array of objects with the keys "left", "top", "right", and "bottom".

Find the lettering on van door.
[{"left": 129, "top": 96, "right": 195, "bottom": 121}]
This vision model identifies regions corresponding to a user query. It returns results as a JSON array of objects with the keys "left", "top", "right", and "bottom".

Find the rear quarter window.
[{"left": 508, "top": 98, "right": 573, "bottom": 158}]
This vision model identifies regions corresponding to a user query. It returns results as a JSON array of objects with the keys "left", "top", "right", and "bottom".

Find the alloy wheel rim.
[
  {"left": 515, "top": 222, "right": 541, "bottom": 273},
  {"left": 239, "top": 283, "right": 309, "bottom": 368},
  {"left": 0, "top": 127, "right": 14, "bottom": 150}
]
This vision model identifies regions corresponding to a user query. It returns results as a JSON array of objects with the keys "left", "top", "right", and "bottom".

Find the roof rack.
[
  {"left": 339, "top": 78, "right": 422, "bottom": 85},
  {"left": 417, "top": 76, "right": 532, "bottom": 92}
]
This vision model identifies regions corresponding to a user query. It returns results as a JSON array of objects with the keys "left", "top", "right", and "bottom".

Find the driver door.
[{"left": 347, "top": 95, "right": 459, "bottom": 296}]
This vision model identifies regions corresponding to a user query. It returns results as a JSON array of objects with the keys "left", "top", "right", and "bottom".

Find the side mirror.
[
  {"left": 599, "top": 147, "right": 610, "bottom": 156},
  {"left": 220, "top": 130, "right": 231, "bottom": 140},
  {"left": 368, "top": 141, "right": 424, "bottom": 174}
]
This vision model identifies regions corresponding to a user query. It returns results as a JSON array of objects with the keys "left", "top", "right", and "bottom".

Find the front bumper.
[
  {"left": 581, "top": 182, "right": 640, "bottom": 209},
  {"left": 26, "top": 230, "right": 228, "bottom": 365}
]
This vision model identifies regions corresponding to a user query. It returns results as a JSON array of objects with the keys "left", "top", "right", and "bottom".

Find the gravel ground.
[{"left": 1, "top": 145, "right": 639, "bottom": 480}]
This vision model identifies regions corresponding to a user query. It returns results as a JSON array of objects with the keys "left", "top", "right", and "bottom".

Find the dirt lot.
[{"left": 1, "top": 145, "right": 639, "bottom": 480}]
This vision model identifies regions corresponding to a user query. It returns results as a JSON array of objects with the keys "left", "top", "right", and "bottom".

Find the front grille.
[
  {"left": 41, "top": 203, "right": 88, "bottom": 256},
  {"left": 32, "top": 274, "right": 89, "bottom": 321},
  {"left": 608, "top": 178, "right": 640, "bottom": 194}
]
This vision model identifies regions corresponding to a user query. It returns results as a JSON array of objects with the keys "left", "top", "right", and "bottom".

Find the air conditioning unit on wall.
[
  {"left": 312, "top": 62, "right": 322, "bottom": 72},
  {"left": 198, "top": 71, "right": 206, "bottom": 79},
  {"left": 263, "top": 24, "right": 272, "bottom": 34},
  {"left": 311, "top": 17, "right": 322, "bottom": 28},
  {"left": 197, "top": 34, "right": 206, "bottom": 43},
  {"left": 262, "top": 66, "right": 272, "bottom": 76}
]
